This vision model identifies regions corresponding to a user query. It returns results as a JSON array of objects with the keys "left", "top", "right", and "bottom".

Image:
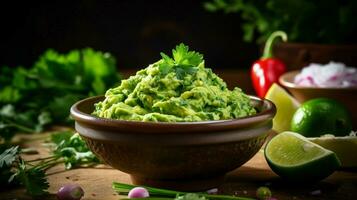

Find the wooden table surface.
[{"left": 2, "top": 131, "right": 357, "bottom": 200}]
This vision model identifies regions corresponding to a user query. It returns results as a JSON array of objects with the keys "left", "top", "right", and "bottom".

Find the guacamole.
[{"left": 93, "top": 44, "right": 256, "bottom": 122}]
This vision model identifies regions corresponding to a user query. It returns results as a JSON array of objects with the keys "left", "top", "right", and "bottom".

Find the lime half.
[
  {"left": 265, "top": 131, "right": 341, "bottom": 181},
  {"left": 265, "top": 84, "right": 300, "bottom": 133},
  {"left": 309, "top": 134, "right": 357, "bottom": 168}
]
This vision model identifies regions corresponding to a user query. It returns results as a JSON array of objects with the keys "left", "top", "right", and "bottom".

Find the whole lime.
[{"left": 291, "top": 98, "right": 352, "bottom": 137}]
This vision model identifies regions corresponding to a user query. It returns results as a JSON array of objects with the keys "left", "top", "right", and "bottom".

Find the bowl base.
[{"left": 130, "top": 175, "right": 225, "bottom": 192}]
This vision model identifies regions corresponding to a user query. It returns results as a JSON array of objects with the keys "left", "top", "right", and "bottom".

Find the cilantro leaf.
[
  {"left": 158, "top": 52, "right": 175, "bottom": 74},
  {"left": 175, "top": 193, "right": 208, "bottom": 200},
  {"left": 0, "top": 146, "right": 19, "bottom": 167},
  {"left": 1, "top": 131, "right": 99, "bottom": 196},
  {"left": 0, "top": 105, "right": 41, "bottom": 141},
  {"left": 0, "top": 146, "right": 49, "bottom": 196},
  {"left": 174, "top": 65, "right": 199, "bottom": 79},
  {"left": 160, "top": 52, "right": 175, "bottom": 65},
  {"left": 172, "top": 43, "right": 203, "bottom": 67},
  {"left": 51, "top": 132, "right": 100, "bottom": 169},
  {"left": 158, "top": 43, "right": 204, "bottom": 77},
  {"left": 49, "top": 130, "right": 73, "bottom": 145},
  {"left": 15, "top": 159, "right": 49, "bottom": 196},
  {"left": 0, "top": 146, "right": 19, "bottom": 187}
]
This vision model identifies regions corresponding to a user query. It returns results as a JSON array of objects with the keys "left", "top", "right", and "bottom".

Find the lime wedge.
[
  {"left": 265, "top": 84, "right": 300, "bottom": 133},
  {"left": 265, "top": 131, "right": 341, "bottom": 181},
  {"left": 309, "top": 134, "right": 357, "bottom": 168}
]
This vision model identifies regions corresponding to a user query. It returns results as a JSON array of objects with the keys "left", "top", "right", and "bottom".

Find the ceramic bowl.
[
  {"left": 279, "top": 70, "right": 357, "bottom": 128},
  {"left": 70, "top": 96, "right": 276, "bottom": 191}
]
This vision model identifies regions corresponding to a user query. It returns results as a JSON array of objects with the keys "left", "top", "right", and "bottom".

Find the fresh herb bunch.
[
  {"left": 0, "top": 146, "right": 50, "bottom": 196},
  {"left": 48, "top": 131, "right": 100, "bottom": 169},
  {"left": 158, "top": 43, "right": 204, "bottom": 79},
  {"left": 0, "top": 131, "right": 100, "bottom": 196},
  {"left": 0, "top": 48, "right": 120, "bottom": 142},
  {"left": 204, "top": 0, "right": 357, "bottom": 44}
]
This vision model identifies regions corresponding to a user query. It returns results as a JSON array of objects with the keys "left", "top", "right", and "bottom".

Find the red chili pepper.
[{"left": 251, "top": 31, "right": 288, "bottom": 98}]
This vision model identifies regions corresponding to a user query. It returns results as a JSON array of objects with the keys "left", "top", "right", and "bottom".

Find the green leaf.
[
  {"left": 47, "top": 94, "right": 83, "bottom": 122},
  {"left": 160, "top": 52, "right": 175, "bottom": 65},
  {"left": 175, "top": 193, "right": 208, "bottom": 200},
  {"left": 0, "top": 104, "right": 16, "bottom": 118},
  {"left": 91, "top": 77, "right": 106, "bottom": 96},
  {"left": 0, "top": 145, "right": 20, "bottom": 186},
  {"left": 81, "top": 48, "right": 120, "bottom": 95},
  {"left": 158, "top": 52, "right": 175, "bottom": 74},
  {"left": 174, "top": 65, "right": 198, "bottom": 79},
  {"left": 204, "top": 0, "right": 228, "bottom": 12},
  {"left": 52, "top": 132, "right": 100, "bottom": 169},
  {"left": 172, "top": 43, "right": 203, "bottom": 66},
  {"left": 38, "top": 111, "right": 52, "bottom": 126},
  {"left": 0, "top": 86, "right": 21, "bottom": 103},
  {"left": 242, "top": 23, "right": 255, "bottom": 42},
  {"left": 204, "top": 2, "right": 219, "bottom": 12},
  {"left": 0, "top": 146, "right": 19, "bottom": 167},
  {"left": 0, "top": 105, "right": 39, "bottom": 141},
  {"left": 0, "top": 146, "right": 50, "bottom": 196},
  {"left": 158, "top": 43, "right": 203, "bottom": 77},
  {"left": 50, "top": 131, "right": 74, "bottom": 145},
  {"left": 15, "top": 159, "right": 49, "bottom": 196}
]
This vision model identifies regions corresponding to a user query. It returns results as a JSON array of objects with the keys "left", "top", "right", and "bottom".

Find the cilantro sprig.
[
  {"left": 12, "top": 159, "right": 50, "bottom": 196},
  {"left": 0, "top": 131, "right": 100, "bottom": 196},
  {"left": 0, "top": 48, "right": 120, "bottom": 142},
  {"left": 0, "top": 146, "right": 49, "bottom": 196},
  {"left": 158, "top": 43, "right": 204, "bottom": 78},
  {"left": 49, "top": 131, "right": 100, "bottom": 169}
]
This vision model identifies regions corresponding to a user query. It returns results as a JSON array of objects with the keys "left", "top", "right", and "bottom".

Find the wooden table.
[{"left": 2, "top": 132, "right": 357, "bottom": 200}]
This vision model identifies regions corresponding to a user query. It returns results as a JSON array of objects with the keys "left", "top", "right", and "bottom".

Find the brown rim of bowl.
[
  {"left": 279, "top": 70, "right": 357, "bottom": 90},
  {"left": 70, "top": 95, "right": 276, "bottom": 133}
]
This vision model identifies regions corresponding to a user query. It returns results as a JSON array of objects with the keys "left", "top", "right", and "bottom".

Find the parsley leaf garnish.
[
  {"left": 158, "top": 43, "right": 203, "bottom": 78},
  {"left": 172, "top": 43, "right": 203, "bottom": 67}
]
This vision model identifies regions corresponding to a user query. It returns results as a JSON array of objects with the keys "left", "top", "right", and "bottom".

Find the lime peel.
[{"left": 265, "top": 131, "right": 341, "bottom": 181}]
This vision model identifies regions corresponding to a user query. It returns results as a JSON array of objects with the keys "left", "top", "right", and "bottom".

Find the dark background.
[{"left": 0, "top": 0, "right": 259, "bottom": 70}]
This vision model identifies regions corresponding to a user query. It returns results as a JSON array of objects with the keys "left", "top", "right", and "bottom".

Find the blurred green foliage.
[
  {"left": 205, "top": 0, "right": 357, "bottom": 44},
  {"left": 0, "top": 49, "right": 120, "bottom": 142}
]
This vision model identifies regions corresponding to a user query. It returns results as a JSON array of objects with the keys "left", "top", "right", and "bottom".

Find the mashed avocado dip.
[{"left": 93, "top": 44, "right": 256, "bottom": 122}]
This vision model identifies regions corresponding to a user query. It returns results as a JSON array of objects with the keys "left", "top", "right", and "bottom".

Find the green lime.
[
  {"left": 291, "top": 98, "right": 352, "bottom": 137},
  {"left": 265, "top": 131, "right": 341, "bottom": 182}
]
